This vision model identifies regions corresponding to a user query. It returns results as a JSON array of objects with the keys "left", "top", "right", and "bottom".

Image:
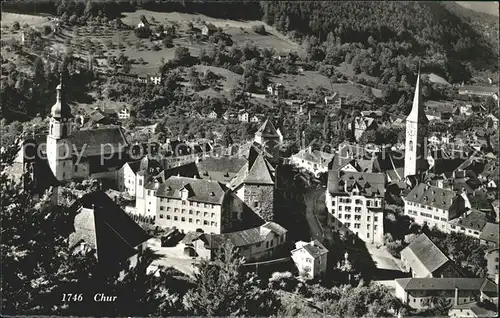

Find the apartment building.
[
  {"left": 403, "top": 183, "right": 468, "bottom": 233},
  {"left": 326, "top": 170, "right": 386, "bottom": 244},
  {"left": 145, "top": 176, "right": 235, "bottom": 234}
]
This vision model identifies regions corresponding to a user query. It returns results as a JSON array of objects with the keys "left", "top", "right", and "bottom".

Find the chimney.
[
  {"left": 454, "top": 287, "right": 459, "bottom": 306},
  {"left": 193, "top": 175, "right": 197, "bottom": 179}
]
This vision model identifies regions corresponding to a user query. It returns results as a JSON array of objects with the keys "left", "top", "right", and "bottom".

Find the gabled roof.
[
  {"left": 155, "top": 176, "right": 227, "bottom": 205},
  {"left": 328, "top": 170, "right": 385, "bottom": 197},
  {"left": 400, "top": 233, "right": 451, "bottom": 277},
  {"left": 70, "top": 126, "right": 128, "bottom": 157},
  {"left": 395, "top": 277, "right": 495, "bottom": 292},
  {"left": 202, "top": 221, "right": 287, "bottom": 249},
  {"left": 292, "top": 239, "right": 328, "bottom": 258},
  {"left": 69, "top": 191, "right": 150, "bottom": 266},
  {"left": 449, "top": 210, "right": 488, "bottom": 232},
  {"left": 479, "top": 222, "right": 499, "bottom": 246},
  {"left": 405, "top": 183, "right": 463, "bottom": 215},
  {"left": 451, "top": 301, "right": 498, "bottom": 317},
  {"left": 196, "top": 157, "right": 247, "bottom": 183}
]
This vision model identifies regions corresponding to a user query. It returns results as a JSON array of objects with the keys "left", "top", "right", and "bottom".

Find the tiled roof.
[
  {"left": 395, "top": 277, "right": 493, "bottom": 291},
  {"left": 292, "top": 239, "right": 328, "bottom": 258},
  {"left": 459, "top": 86, "right": 498, "bottom": 94},
  {"left": 136, "top": 156, "right": 163, "bottom": 176},
  {"left": 155, "top": 176, "right": 227, "bottom": 205},
  {"left": 203, "top": 221, "right": 287, "bottom": 248},
  {"left": 255, "top": 119, "right": 279, "bottom": 138},
  {"left": 292, "top": 149, "right": 334, "bottom": 166},
  {"left": 405, "top": 183, "right": 462, "bottom": 213},
  {"left": 246, "top": 154, "right": 275, "bottom": 184},
  {"left": 261, "top": 221, "right": 287, "bottom": 235},
  {"left": 69, "top": 191, "right": 150, "bottom": 266},
  {"left": 449, "top": 210, "right": 488, "bottom": 232},
  {"left": 196, "top": 157, "right": 247, "bottom": 184},
  {"left": 479, "top": 223, "right": 499, "bottom": 246},
  {"left": 88, "top": 109, "right": 107, "bottom": 122},
  {"left": 229, "top": 150, "right": 275, "bottom": 189},
  {"left": 400, "top": 233, "right": 451, "bottom": 277},
  {"left": 328, "top": 170, "right": 385, "bottom": 197},
  {"left": 70, "top": 126, "right": 128, "bottom": 157},
  {"left": 451, "top": 302, "right": 498, "bottom": 317}
]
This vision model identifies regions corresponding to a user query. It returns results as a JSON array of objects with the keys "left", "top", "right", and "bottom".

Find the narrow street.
[{"left": 303, "top": 188, "right": 327, "bottom": 243}]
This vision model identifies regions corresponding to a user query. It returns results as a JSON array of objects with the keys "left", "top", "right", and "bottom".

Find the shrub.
[
  {"left": 252, "top": 24, "right": 266, "bottom": 35},
  {"left": 12, "top": 21, "right": 20, "bottom": 31},
  {"left": 43, "top": 25, "right": 52, "bottom": 35},
  {"left": 152, "top": 44, "right": 160, "bottom": 51}
]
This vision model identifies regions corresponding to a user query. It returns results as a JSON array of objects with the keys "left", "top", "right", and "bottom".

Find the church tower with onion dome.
[{"left": 47, "top": 76, "right": 74, "bottom": 181}]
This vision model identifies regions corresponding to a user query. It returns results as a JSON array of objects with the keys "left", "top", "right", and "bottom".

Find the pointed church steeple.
[
  {"left": 404, "top": 69, "right": 429, "bottom": 178},
  {"left": 406, "top": 70, "right": 428, "bottom": 124}
]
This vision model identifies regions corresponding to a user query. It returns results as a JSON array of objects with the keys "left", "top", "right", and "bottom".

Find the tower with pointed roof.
[
  {"left": 254, "top": 119, "right": 281, "bottom": 159},
  {"left": 404, "top": 71, "right": 429, "bottom": 178},
  {"left": 47, "top": 76, "right": 74, "bottom": 181},
  {"left": 229, "top": 147, "right": 276, "bottom": 221}
]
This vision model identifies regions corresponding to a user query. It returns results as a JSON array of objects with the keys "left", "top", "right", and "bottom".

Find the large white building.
[
  {"left": 326, "top": 170, "right": 386, "bottom": 244},
  {"left": 144, "top": 176, "right": 239, "bottom": 234},
  {"left": 403, "top": 183, "right": 468, "bottom": 233},
  {"left": 404, "top": 72, "right": 429, "bottom": 178}
]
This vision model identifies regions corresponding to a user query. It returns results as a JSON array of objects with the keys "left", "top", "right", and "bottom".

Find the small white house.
[
  {"left": 267, "top": 83, "right": 286, "bottom": 99},
  {"left": 208, "top": 110, "right": 218, "bottom": 119},
  {"left": 118, "top": 107, "right": 131, "bottom": 120},
  {"left": 238, "top": 111, "right": 249, "bottom": 123},
  {"left": 250, "top": 114, "right": 262, "bottom": 123},
  {"left": 149, "top": 74, "right": 162, "bottom": 85},
  {"left": 291, "top": 240, "right": 328, "bottom": 280}
]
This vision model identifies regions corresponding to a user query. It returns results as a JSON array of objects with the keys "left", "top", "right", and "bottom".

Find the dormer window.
[
  {"left": 181, "top": 188, "right": 189, "bottom": 200},
  {"left": 210, "top": 192, "right": 215, "bottom": 196}
]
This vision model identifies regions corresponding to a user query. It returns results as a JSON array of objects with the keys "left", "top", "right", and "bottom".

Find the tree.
[
  {"left": 155, "top": 24, "right": 164, "bottom": 34},
  {"left": 257, "top": 70, "right": 268, "bottom": 89},
  {"left": 174, "top": 46, "right": 191, "bottom": 64},
  {"left": 252, "top": 24, "right": 266, "bottom": 35},
  {"left": 0, "top": 146, "right": 96, "bottom": 315},
  {"left": 43, "top": 25, "right": 52, "bottom": 35},
  {"left": 183, "top": 240, "right": 281, "bottom": 316},
  {"left": 12, "top": 21, "right": 20, "bottom": 30},
  {"left": 358, "top": 129, "right": 378, "bottom": 145},
  {"left": 33, "top": 57, "right": 45, "bottom": 84},
  {"left": 244, "top": 75, "right": 256, "bottom": 93}
]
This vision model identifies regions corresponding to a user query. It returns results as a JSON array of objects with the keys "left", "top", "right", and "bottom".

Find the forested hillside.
[
  {"left": 443, "top": 1, "right": 499, "bottom": 57},
  {"left": 260, "top": 1, "right": 497, "bottom": 82}
]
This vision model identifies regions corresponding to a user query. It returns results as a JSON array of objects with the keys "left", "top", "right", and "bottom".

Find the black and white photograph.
[{"left": 1, "top": 0, "right": 499, "bottom": 317}]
